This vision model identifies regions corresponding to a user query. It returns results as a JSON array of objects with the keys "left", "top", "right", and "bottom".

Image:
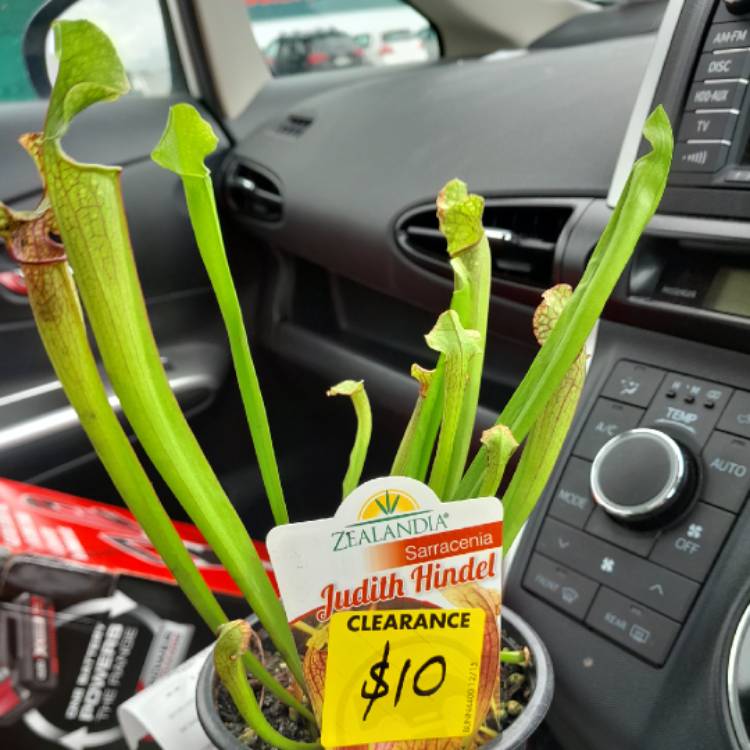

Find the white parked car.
[{"left": 355, "top": 28, "right": 430, "bottom": 67}]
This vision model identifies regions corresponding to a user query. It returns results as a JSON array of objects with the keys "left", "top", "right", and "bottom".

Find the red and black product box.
[{"left": 0, "top": 478, "right": 262, "bottom": 749}]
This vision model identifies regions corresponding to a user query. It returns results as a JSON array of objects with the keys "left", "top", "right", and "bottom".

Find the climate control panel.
[{"left": 523, "top": 360, "right": 750, "bottom": 666}]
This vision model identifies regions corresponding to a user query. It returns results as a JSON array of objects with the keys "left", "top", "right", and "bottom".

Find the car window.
[
  {"left": 0, "top": 0, "right": 178, "bottom": 103},
  {"left": 382, "top": 30, "right": 414, "bottom": 42},
  {"left": 249, "top": 0, "right": 439, "bottom": 77}
]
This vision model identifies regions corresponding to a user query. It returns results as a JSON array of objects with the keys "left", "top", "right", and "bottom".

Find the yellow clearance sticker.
[{"left": 320, "top": 608, "right": 485, "bottom": 747}]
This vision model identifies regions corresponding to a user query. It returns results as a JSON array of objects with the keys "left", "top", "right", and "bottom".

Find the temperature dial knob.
[{"left": 590, "top": 428, "right": 697, "bottom": 526}]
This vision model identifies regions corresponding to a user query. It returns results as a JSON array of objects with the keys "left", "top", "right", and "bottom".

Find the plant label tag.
[{"left": 266, "top": 476, "right": 502, "bottom": 747}]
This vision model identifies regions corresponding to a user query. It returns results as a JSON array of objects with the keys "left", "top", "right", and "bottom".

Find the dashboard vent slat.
[
  {"left": 396, "top": 201, "right": 574, "bottom": 289},
  {"left": 226, "top": 163, "right": 283, "bottom": 223},
  {"left": 273, "top": 113, "right": 314, "bottom": 138}
]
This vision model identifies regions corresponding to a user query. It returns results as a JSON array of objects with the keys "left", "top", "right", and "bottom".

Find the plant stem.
[
  {"left": 215, "top": 622, "right": 322, "bottom": 750},
  {"left": 151, "top": 103, "right": 288, "bottom": 526},
  {"left": 455, "top": 106, "right": 673, "bottom": 500},
  {"left": 500, "top": 648, "right": 530, "bottom": 666},
  {"left": 0, "top": 184, "right": 309, "bottom": 725},
  {"left": 478, "top": 425, "right": 518, "bottom": 498},
  {"left": 502, "top": 286, "right": 586, "bottom": 551},
  {"left": 426, "top": 310, "right": 481, "bottom": 499},
  {"left": 327, "top": 380, "right": 372, "bottom": 499},
  {"left": 391, "top": 365, "right": 435, "bottom": 476},
  {"left": 41, "top": 20, "right": 303, "bottom": 687}
]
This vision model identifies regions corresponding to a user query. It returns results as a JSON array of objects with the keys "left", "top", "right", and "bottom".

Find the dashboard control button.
[
  {"left": 548, "top": 457, "right": 595, "bottom": 528},
  {"left": 586, "top": 506, "right": 659, "bottom": 557},
  {"left": 686, "top": 81, "right": 747, "bottom": 110},
  {"left": 695, "top": 50, "right": 750, "bottom": 80},
  {"left": 536, "top": 520, "right": 698, "bottom": 621},
  {"left": 705, "top": 22, "right": 750, "bottom": 52},
  {"left": 523, "top": 553, "right": 598, "bottom": 620},
  {"left": 649, "top": 502, "right": 734, "bottom": 582},
  {"left": 679, "top": 111, "right": 739, "bottom": 142},
  {"left": 726, "top": 167, "right": 750, "bottom": 182},
  {"left": 673, "top": 142, "right": 730, "bottom": 173},
  {"left": 717, "top": 1, "right": 750, "bottom": 21},
  {"left": 718, "top": 390, "right": 750, "bottom": 439},
  {"left": 702, "top": 431, "right": 750, "bottom": 512},
  {"left": 601, "top": 360, "right": 665, "bottom": 408},
  {"left": 590, "top": 429, "right": 697, "bottom": 525},
  {"left": 586, "top": 587, "right": 680, "bottom": 666},
  {"left": 642, "top": 373, "right": 730, "bottom": 448},
  {"left": 573, "top": 398, "right": 644, "bottom": 461}
]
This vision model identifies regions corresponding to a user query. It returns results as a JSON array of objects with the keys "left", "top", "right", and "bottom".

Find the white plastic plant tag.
[
  {"left": 117, "top": 645, "right": 213, "bottom": 750},
  {"left": 267, "top": 476, "right": 503, "bottom": 747}
]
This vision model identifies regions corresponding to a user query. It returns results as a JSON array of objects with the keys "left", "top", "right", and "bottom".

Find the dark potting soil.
[
  {"left": 216, "top": 636, "right": 317, "bottom": 749},
  {"left": 216, "top": 628, "right": 532, "bottom": 747}
]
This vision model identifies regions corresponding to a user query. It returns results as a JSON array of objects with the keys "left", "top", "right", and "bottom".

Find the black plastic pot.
[{"left": 196, "top": 607, "right": 553, "bottom": 750}]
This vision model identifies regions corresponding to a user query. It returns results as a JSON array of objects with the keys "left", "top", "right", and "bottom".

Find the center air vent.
[
  {"left": 396, "top": 200, "right": 575, "bottom": 288},
  {"left": 226, "top": 162, "right": 283, "bottom": 223}
]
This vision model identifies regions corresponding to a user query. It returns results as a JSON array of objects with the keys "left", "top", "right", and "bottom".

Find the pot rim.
[{"left": 196, "top": 606, "right": 554, "bottom": 750}]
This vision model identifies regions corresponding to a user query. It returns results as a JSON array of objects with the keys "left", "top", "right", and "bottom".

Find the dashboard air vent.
[
  {"left": 226, "top": 163, "right": 283, "bottom": 223},
  {"left": 396, "top": 201, "right": 574, "bottom": 288},
  {"left": 274, "top": 113, "right": 314, "bottom": 138}
]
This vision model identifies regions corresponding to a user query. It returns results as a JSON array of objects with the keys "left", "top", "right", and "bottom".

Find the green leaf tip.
[
  {"left": 151, "top": 103, "right": 219, "bottom": 178},
  {"left": 436, "top": 178, "right": 485, "bottom": 257},
  {"left": 326, "top": 379, "right": 364, "bottom": 398},
  {"left": 45, "top": 20, "right": 130, "bottom": 140},
  {"left": 215, "top": 619, "right": 252, "bottom": 659},
  {"left": 643, "top": 104, "right": 673, "bottom": 158},
  {"left": 425, "top": 309, "right": 482, "bottom": 359}
]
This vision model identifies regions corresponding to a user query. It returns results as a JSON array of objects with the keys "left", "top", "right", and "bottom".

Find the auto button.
[{"left": 702, "top": 431, "right": 750, "bottom": 512}]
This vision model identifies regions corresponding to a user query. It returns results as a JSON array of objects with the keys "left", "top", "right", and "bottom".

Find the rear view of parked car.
[{"left": 264, "top": 30, "right": 364, "bottom": 75}]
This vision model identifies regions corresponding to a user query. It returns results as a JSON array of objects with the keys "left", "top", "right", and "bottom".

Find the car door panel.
[{"left": 0, "top": 96, "right": 231, "bottom": 493}]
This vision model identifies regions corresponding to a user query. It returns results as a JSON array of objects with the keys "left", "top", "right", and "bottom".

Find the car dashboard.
[{"left": 220, "top": 1, "right": 750, "bottom": 748}]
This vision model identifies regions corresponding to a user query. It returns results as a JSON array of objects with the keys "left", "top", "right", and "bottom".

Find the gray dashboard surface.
[{"left": 234, "top": 34, "right": 655, "bottom": 246}]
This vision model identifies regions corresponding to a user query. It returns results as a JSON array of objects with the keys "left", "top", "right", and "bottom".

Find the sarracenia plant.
[{"left": 0, "top": 19, "right": 672, "bottom": 748}]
